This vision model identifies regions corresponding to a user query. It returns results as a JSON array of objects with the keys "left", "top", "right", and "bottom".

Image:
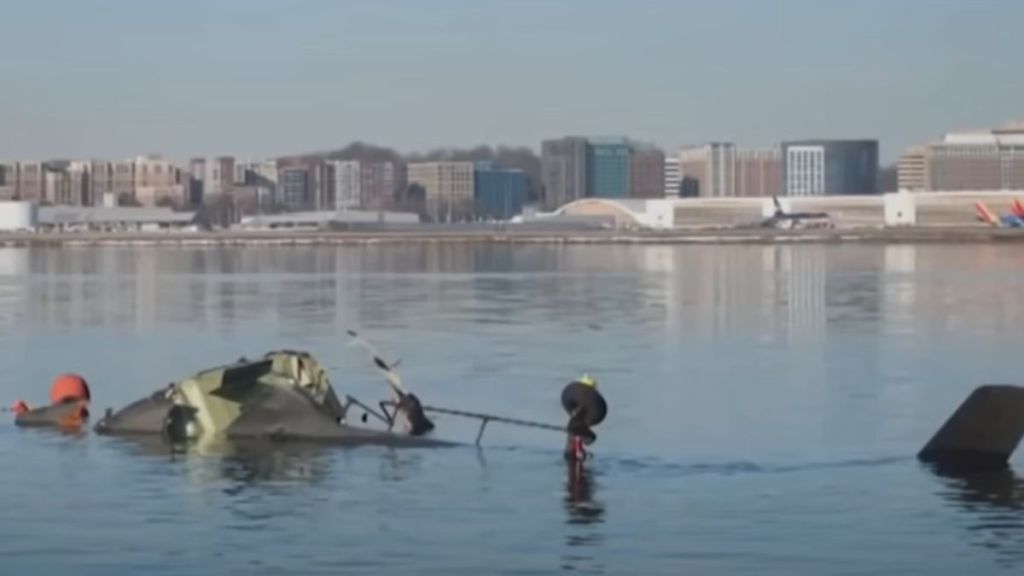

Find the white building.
[
  {"left": 327, "top": 160, "right": 361, "bottom": 210},
  {"left": 0, "top": 201, "right": 38, "bottom": 231},
  {"left": 785, "top": 145, "right": 825, "bottom": 197},
  {"left": 664, "top": 156, "right": 681, "bottom": 197},
  {"left": 38, "top": 205, "right": 197, "bottom": 232}
]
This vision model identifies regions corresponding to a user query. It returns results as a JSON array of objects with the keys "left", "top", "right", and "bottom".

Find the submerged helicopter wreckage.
[
  {"left": 9, "top": 330, "right": 1024, "bottom": 473},
  {"left": 10, "top": 331, "right": 609, "bottom": 460}
]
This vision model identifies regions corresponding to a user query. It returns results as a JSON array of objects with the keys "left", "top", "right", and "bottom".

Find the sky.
[{"left": 0, "top": 0, "right": 1021, "bottom": 164}]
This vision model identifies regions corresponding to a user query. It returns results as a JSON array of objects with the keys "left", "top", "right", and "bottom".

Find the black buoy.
[
  {"left": 561, "top": 380, "right": 607, "bottom": 428},
  {"left": 561, "top": 376, "right": 607, "bottom": 461}
]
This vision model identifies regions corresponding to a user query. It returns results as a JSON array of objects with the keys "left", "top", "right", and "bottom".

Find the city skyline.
[{"left": 1, "top": 0, "right": 1022, "bottom": 163}]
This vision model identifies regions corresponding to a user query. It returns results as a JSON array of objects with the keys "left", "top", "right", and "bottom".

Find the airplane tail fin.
[
  {"left": 1012, "top": 198, "right": 1024, "bottom": 218},
  {"left": 975, "top": 202, "right": 1000, "bottom": 227}
]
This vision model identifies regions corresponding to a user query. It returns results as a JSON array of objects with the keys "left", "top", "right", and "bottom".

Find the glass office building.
[
  {"left": 474, "top": 162, "right": 527, "bottom": 220},
  {"left": 586, "top": 139, "right": 631, "bottom": 198}
]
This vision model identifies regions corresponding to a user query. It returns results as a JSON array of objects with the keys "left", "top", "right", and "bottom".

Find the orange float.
[{"left": 49, "top": 373, "right": 91, "bottom": 405}]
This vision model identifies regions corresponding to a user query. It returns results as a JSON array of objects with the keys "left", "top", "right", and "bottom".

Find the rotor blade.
[{"left": 348, "top": 329, "right": 408, "bottom": 396}]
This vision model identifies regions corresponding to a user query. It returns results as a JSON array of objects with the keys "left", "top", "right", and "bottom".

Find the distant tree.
[
  {"left": 324, "top": 141, "right": 404, "bottom": 165},
  {"left": 495, "top": 146, "right": 542, "bottom": 203},
  {"left": 278, "top": 141, "right": 543, "bottom": 205},
  {"left": 398, "top": 183, "right": 427, "bottom": 219}
]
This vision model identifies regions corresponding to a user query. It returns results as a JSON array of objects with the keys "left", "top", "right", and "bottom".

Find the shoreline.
[{"left": 2, "top": 226, "right": 1024, "bottom": 247}]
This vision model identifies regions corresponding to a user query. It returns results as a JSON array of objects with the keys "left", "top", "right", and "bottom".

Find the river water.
[{"left": 1, "top": 243, "right": 1023, "bottom": 574}]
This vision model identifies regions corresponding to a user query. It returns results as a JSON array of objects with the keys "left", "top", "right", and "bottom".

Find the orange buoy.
[{"left": 50, "top": 373, "right": 91, "bottom": 405}]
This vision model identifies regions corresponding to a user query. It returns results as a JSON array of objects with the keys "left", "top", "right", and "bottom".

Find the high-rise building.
[
  {"left": 360, "top": 161, "right": 400, "bottom": 210},
  {"left": 234, "top": 162, "right": 249, "bottom": 186},
  {"left": 40, "top": 160, "right": 95, "bottom": 205},
  {"left": 629, "top": 147, "right": 665, "bottom": 199},
  {"left": 112, "top": 161, "right": 134, "bottom": 201},
  {"left": 251, "top": 161, "right": 279, "bottom": 188},
  {"left": 132, "top": 155, "right": 185, "bottom": 206},
  {"left": 67, "top": 161, "right": 92, "bottom": 205},
  {"left": 324, "top": 159, "right": 394, "bottom": 211},
  {"left": 89, "top": 161, "right": 113, "bottom": 203},
  {"left": 736, "top": 148, "right": 782, "bottom": 198},
  {"left": 541, "top": 137, "right": 587, "bottom": 210},
  {"left": 897, "top": 146, "right": 927, "bottom": 191},
  {"left": 275, "top": 159, "right": 331, "bottom": 210},
  {"left": 707, "top": 143, "right": 737, "bottom": 197},
  {"left": 188, "top": 158, "right": 206, "bottom": 204},
  {"left": 586, "top": 138, "right": 631, "bottom": 198},
  {"left": 327, "top": 160, "right": 361, "bottom": 210},
  {"left": 312, "top": 161, "right": 330, "bottom": 211},
  {"left": 189, "top": 156, "right": 236, "bottom": 201},
  {"left": 0, "top": 163, "right": 14, "bottom": 200},
  {"left": 474, "top": 162, "right": 527, "bottom": 220},
  {"left": 664, "top": 156, "right": 681, "bottom": 197},
  {"left": 679, "top": 144, "right": 735, "bottom": 197},
  {"left": 279, "top": 168, "right": 310, "bottom": 209},
  {"left": 679, "top": 144, "right": 782, "bottom": 198},
  {"left": 233, "top": 160, "right": 279, "bottom": 206},
  {"left": 211, "top": 157, "right": 235, "bottom": 197},
  {"left": 678, "top": 147, "right": 707, "bottom": 197},
  {"left": 13, "top": 162, "right": 44, "bottom": 202},
  {"left": 43, "top": 171, "right": 63, "bottom": 205},
  {"left": 782, "top": 140, "right": 879, "bottom": 196},
  {"left": 678, "top": 143, "right": 736, "bottom": 197},
  {"left": 407, "top": 161, "right": 475, "bottom": 222},
  {"left": 909, "top": 123, "right": 1024, "bottom": 191}
]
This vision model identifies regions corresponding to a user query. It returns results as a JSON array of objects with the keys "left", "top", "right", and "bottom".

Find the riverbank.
[{"left": 2, "top": 226, "right": 1024, "bottom": 247}]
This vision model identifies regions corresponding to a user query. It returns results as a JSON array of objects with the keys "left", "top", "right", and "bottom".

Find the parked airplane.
[
  {"left": 974, "top": 200, "right": 1024, "bottom": 228},
  {"left": 759, "top": 196, "right": 832, "bottom": 229}
]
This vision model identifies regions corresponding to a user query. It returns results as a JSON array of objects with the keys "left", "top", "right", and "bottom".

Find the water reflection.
[
  {"left": 930, "top": 464, "right": 1024, "bottom": 568},
  {"left": 378, "top": 447, "right": 424, "bottom": 483},
  {"left": 9, "top": 244, "right": 1024, "bottom": 350},
  {"left": 561, "top": 460, "right": 605, "bottom": 573},
  {"left": 14, "top": 422, "right": 90, "bottom": 442},
  {"left": 564, "top": 461, "right": 604, "bottom": 525},
  {"left": 106, "top": 435, "right": 333, "bottom": 487}
]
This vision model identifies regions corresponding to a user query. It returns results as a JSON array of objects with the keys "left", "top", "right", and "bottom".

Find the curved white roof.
[
  {"left": 554, "top": 198, "right": 652, "bottom": 220},
  {"left": 553, "top": 198, "right": 678, "bottom": 230}
]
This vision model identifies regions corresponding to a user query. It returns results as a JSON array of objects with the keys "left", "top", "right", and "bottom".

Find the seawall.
[{"left": 2, "top": 227, "right": 1024, "bottom": 247}]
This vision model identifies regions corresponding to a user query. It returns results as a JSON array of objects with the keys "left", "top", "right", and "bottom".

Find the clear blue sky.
[{"left": 0, "top": 0, "right": 1021, "bottom": 163}]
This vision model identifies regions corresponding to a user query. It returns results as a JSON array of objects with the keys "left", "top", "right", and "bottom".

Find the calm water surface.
[{"left": 1, "top": 243, "right": 1024, "bottom": 574}]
